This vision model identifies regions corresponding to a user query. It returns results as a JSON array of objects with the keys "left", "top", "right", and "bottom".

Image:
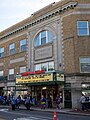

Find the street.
[{"left": 0, "top": 107, "right": 90, "bottom": 120}]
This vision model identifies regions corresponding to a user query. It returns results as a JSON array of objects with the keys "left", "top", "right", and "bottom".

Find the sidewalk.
[
  {"left": 29, "top": 106, "right": 90, "bottom": 116},
  {"left": 0, "top": 105, "right": 90, "bottom": 116}
]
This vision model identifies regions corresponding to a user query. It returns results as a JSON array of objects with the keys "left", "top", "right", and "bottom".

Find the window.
[
  {"left": 48, "top": 61, "right": 54, "bottom": 71},
  {"left": 35, "top": 61, "right": 54, "bottom": 72},
  {"left": 80, "top": 57, "right": 90, "bottom": 73},
  {"left": 0, "top": 71, "right": 3, "bottom": 76},
  {"left": 41, "top": 63, "right": 48, "bottom": 71},
  {"left": 0, "top": 47, "right": 4, "bottom": 58},
  {"left": 20, "top": 66, "right": 26, "bottom": 73},
  {"left": 8, "top": 69, "right": 14, "bottom": 80},
  {"left": 9, "top": 43, "right": 14, "bottom": 55},
  {"left": 35, "top": 30, "right": 53, "bottom": 46},
  {"left": 20, "top": 39, "right": 26, "bottom": 51},
  {"left": 77, "top": 21, "right": 89, "bottom": 36}
]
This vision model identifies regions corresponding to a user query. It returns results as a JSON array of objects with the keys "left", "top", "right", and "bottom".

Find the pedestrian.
[
  {"left": 79, "top": 94, "right": 86, "bottom": 111},
  {"left": 47, "top": 94, "right": 52, "bottom": 108},
  {"left": 25, "top": 95, "right": 31, "bottom": 110},
  {"left": 11, "top": 97, "right": 16, "bottom": 110},
  {"left": 41, "top": 95, "right": 46, "bottom": 109},
  {"left": 56, "top": 94, "right": 61, "bottom": 109}
]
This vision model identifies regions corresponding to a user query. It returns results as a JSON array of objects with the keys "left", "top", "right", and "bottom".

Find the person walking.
[
  {"left": 41, "top": 95, "right": 46, "bottom": 109},
  {"left": 79, "top": 94, "right": 86, "bottom": 111},
  {"left": 47, "top": 94, "right": 52, "bottom": 108},
  {"left": 56, "top": 94, "right": 61, "bottom": 109}
]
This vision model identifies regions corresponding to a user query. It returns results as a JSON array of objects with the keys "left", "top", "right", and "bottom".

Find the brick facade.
[{"left": 0, "top": 0, "right": 90, "bottom": 108}]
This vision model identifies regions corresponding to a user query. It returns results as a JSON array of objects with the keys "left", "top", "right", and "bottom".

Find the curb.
[{"left": 0, "top": 105, "right": 90, "bottom": 116}]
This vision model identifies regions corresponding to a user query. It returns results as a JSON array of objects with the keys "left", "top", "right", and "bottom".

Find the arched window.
[{"left": 35, "top": 30, "right": 53, "bottom": 46}]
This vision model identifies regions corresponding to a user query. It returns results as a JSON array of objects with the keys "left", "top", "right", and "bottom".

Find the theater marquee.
[{"left": 16, "top": 73, "right": 53, "bottom": 84}]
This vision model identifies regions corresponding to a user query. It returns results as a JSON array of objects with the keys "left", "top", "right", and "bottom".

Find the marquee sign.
[{"left": 16, "top": 73, "right": 53, "bottom": 84}]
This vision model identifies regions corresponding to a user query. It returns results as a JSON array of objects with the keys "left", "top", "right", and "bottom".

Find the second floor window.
[
  {"left": 20, "top": 39, "right": 26, "bottom": 51},
  {"left": 8, "top": 69, "right": 14, "bottom": 80},
  {"left": 9, "top": 43, "right": 14, "bottom": 55},
  {"left": 20, "top": 66, "right": 26, "bottom": 73},
  {"left": 77, "top": 21, "right": 89, "bottom": 36},
  {"left": 0, "top": 71, "right": 3, "bottom": 77},
  {"left": 35, "top": 61, "right": 54, "bottom": 72},
  {"left": 0, "top": 47, "right": 4, "bottom": 58}
]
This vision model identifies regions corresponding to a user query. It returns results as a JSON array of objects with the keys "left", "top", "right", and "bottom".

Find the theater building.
[{"left": 0, "top": 0, "right": 90, "bottom": 108}]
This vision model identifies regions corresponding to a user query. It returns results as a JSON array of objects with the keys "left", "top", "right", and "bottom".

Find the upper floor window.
[
  {"left": 20, "top": 39, "right": 26, "bottom": 51},
  {"left": 8, "top": 69, "right": 14, "bottom": 80},
  {"left": 35, "top": 61, "right": 54, "bottom": 72},
  {"left": 80, "top": 57, "right": 90, "bottom": 73},
  {"left": 20, "top": 66, "right": 26, "bottom": 73},
  {"left": 0, "top": 47, "right": 4, "bottom": 58},
  {"left": 35, "top": 30, "right": 53, "bottom": 46},
  {"left": 77, "top": 21, "right": 89, "bottom": 36},
  {"left": 9, "top": 43, "right": 14, "bottom": 55}
]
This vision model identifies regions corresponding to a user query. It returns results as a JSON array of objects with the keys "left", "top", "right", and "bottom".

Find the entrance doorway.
[{"left": 42, "top": 89, "right": 46, "bottom": 98}]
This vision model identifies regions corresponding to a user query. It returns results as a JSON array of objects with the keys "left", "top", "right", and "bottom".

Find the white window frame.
[
  {"left": 80, "top": 57, "right": 90, "bottom": 73},
  {"left": 9, "top": 69, "right": 14, "bottom": 75},
  {"left": 20, "top": 39, "right": 26, "bottom": 51},
  {"left": 20, "top": 66, "right": 26, "bottom": 73},
  {"left": 0, "top": 47, "right": 4, "bottom": 58},
  {"left": 77, "top": 21, "right": 89, "bottom": 36},
  {"left": 9, "top": 43, "right": 15, "bottom": 55}
]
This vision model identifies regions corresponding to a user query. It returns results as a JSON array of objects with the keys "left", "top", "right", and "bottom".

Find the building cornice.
[{"left": 0, "top": 1, "right": 78, "bottom": 40}]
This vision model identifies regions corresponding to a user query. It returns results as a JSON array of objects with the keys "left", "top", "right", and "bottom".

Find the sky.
[{"left": 0, "top": 0, "right": 61, "bottom": 32}]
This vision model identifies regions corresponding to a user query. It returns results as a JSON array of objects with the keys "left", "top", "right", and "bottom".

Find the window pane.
[
  {"left": 80, "top": 57, "right": 90, "bottom": 73},
  {"left": 0, "top": 47, "right": 4, "bottom": 57},
  {"left": 9, "top": 69, "right": 14, "bottom": 75},
  {"left": 20, "top": 39, "right": 26, "bottom": 45},
  {"left": 35, "top": 64, "right": 41, "bottom": 71},
  {"left": 78, "top": 29, "right": 88, "bottom": 36},
  {"left": 35, "top": 35, "right": 40, "bottom": 46},
  {"left": 48, "top": 62, "right": 54, "bottom": 71},
  {"left": 78, "top": 21, "right": 88, "bottom": 28},
  {"left": 0, "top": 47, "right": 4, "bottom": 52},
  {"left": 20, "top": 66, "right": 26, "bottom": 73},
  {"left": 77, "top": 21, "right": 89, "bottom": 36},
  {"left": 48, "top": 31, "right": 53, "bottom": 42},
  {"left": 20, "top": 39, "right": 26, "bottom": 51},
  {"left": 41, "top": 63, "right": 48, "bottom": 71},
  {"left": 10, "top": 43, "right": 14, "bottom": 49},
  {"left": 41, "top": 37, "right": 46, "bottom": 45},
  {"left": 10, "top": 49, "right": 14, "bottom": 54},
  {"left": 41, "top": 31, "right": 46, "bottom": 45},
  {"left": 0, "top": 71, "right": 3, "bottom": 76},
  {"left": 41, "top": 31, "right": 46, "bottom": 38}
]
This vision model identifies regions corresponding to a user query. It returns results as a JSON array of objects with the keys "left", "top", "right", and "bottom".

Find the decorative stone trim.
[{"left": 0, "top": 1, "right": 78, "bottom": 40}]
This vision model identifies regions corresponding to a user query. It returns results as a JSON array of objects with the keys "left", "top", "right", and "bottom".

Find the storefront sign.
[
  {"left": 16, "top": 73, "right": 53, "bottom": 84},
  {"left": 56, "top": 73, "right": 64, "bottom": 81}
]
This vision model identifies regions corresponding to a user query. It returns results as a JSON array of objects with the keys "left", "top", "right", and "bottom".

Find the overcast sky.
[{"left": 0, "top": 0, "right": 61, "bottom": 32}]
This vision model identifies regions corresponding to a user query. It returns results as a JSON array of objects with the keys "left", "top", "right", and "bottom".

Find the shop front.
[{"left": 16, "top": 70, "right": 64, "bottom": 107}]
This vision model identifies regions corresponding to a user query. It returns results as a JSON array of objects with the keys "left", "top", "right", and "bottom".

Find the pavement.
[{"left": 0, "top": 105, "right": 90, "bottom": 116}]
